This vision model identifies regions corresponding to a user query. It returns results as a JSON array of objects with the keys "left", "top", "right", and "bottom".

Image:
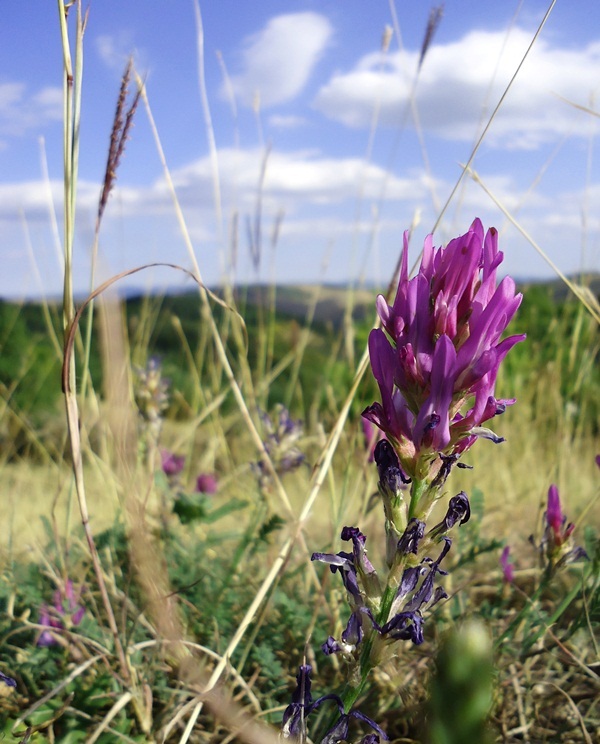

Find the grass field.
[{"left": 1, "top": 2, "right": 599, "bottom": 742}]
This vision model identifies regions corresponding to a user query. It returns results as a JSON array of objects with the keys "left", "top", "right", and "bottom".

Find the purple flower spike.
[
  {"left": 538, "top": 484, "right": 588, "bottom": 571},
  {"left": 546, "top": 484, "right": 568, "bottom": 538},
  {"left": 37, "top": 579, "right": 86, "bottom": 647},
  {"left": 500, "top": 546, "right": 514, "bottom": 583},
  {"left": 363, "top": 220, "right": 525, "bottom": 477}
]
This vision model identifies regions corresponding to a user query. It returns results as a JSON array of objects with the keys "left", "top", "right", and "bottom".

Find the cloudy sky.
[{"left": 2, "top": 0, "right": 600, "bottom": 299}]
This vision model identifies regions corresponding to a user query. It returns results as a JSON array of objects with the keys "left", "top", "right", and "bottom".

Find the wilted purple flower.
[
  {"left": 312, "top": 526, "right": 381, "bottom": 610},
  {"left": 320, "top": 710, "right": 389, "bottom": 743},
  {"left": 0, "top": 671, "right": 16, "bottom": 688},
  {"left": 500, "top": 546, "right": 514, "bottom": 583},
  {"left": 161, "top": 449, "right": 186, "bottom": 477},
  {"left": 282, "top": 664, "right": 389, "bottom": 742},
  {"left": 282, "top": 664, "right": 313, "bottom": 738},
  {"left": 427, "top": 492, "right": 471, "bottom": 541},
  {"left": 363, "top": 219, "right": 525, "bottom": 478},
  {"left": 37, "top": 579, "right": 85, "bottom": 647},
  {"left": 195, "top": 472, "right": 218, "bottom": 494},
  {"left": 397, "top": 518, "right": 426, "bottom": 555},
  {"left": 538, "top": 484, "right": 587, "bottom": 571}
]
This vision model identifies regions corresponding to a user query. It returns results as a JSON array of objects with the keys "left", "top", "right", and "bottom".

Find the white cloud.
[
  {"left": 95, "top": 31, "right": 149, "bottom": 78},
  {"left": 226, "top": 12, "right": 333, "bottom": 107},
  {"left": 314, "top": 28, "right": 600, "bottom": 150},
  {"left": 163, "top": 147, "right": 427, "bottom": 213},
  {"left": 95, "top": 33, "right": 136, "bottom": 71},
  {"left": 0, "top": 81, "right": 62, "bottom": 136},
  {"left": 268, "top": 114, "right": 308, "bottom": 129}
]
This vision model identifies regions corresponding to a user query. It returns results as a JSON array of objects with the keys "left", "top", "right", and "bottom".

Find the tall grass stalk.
[
  {"left": 469, "top": 167, "right": 600, "bottom": 324},
  {"left": 56, "top": 0, "right": 132, "bottom": 691}
]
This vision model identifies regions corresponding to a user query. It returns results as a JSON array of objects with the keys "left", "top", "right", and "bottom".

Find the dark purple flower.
[
  {"left": 363, "top": 220, "right": 525, "bottom": 477},
  {"left": 195, "top": 472, "right": 218, "bottom": 494},
  {"left": 427, "top": 492, "right": 471, "bottom": 540},
  {"left": 376, "top": 539, "right": 451, "bottom": 646},
  {"left": 161, "top": 449, "right": 186, "bottom": 477},
  {"left": 321, "top": 710, "right": 389, "bottom": 743},
  {"left": 397, "top": 518, "right": 425, "bottom": 555},
  {"left": 313, "top": 526, "right": 381, "bottom": 609},
  {"left": 374, "top": 439, "right": 410, "bottom": 493},
  {"left": 500, "top": 546, "right": 514, "bottom": 583},
  {"left": 322, "top": 636, "right": 341, "bottom": 656},
  {"left": 0, "top": 671, "right": 16, "bottom": 688},
  {"left": 282, "top": 664, "right": 313, "bottom": 738}
]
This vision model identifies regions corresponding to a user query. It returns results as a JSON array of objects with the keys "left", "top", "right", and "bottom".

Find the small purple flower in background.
[
  {"left": 536, "top": 484, "right": 588, "bottom": 572},
  {"left": 500, "top": 546, "right": 515, "bottom": 583},
  {"left": 545, "top": 485, "right": 573, "bottom": 545},
  {"left": 161, "top": 449, "right": 186, "bottom": 477},
  {"left": 37, "top": 579, "right": 85, "bottom": 647},
  {"left": 195, "top": 472, "right": 218, "bottom": 494},
  {"left": 255, "top": 404, "right": 306, "bottom": 488},
  {"left": 363, "top": 219, "right": 525, "bottom": 480}
]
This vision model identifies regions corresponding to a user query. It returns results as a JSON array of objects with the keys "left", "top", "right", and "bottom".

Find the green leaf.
[{"left": 173, "top": 494, "right": 248, "bottom": 525}]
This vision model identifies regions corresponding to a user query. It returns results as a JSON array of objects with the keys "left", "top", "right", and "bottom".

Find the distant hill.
[{"left": 121, "top": 273, "right": 600, "bottom": 330}]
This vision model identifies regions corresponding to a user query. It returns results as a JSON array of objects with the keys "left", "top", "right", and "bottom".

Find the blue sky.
[{"left": 2, "top": 0, "right": 600, "bottom": 299}]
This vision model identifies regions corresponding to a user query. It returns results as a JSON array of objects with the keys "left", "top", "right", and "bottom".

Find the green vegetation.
[
  {"left": 1, "top": 2, "right": 598, "bottom": 741},
  {"left": 0, "top": 280, "right": 598, "bottom": 742}
]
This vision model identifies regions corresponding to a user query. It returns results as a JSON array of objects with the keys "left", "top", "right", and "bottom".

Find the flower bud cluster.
[{"left": 363, "top": 219, "right": 525, "bottom": 481}]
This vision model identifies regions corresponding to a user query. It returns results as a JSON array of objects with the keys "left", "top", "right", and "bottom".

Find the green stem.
[{"left": 408, "top": 478, "right": 428, "bottom": 520}]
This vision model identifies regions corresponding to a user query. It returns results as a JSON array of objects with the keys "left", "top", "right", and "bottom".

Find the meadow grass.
[{"left": 0, "top": 1, "right": 598, "bottom": 742}]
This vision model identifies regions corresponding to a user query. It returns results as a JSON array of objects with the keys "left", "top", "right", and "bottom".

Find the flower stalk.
[{"left": 284, "top": 220, "right": 526, "bottom": 743}]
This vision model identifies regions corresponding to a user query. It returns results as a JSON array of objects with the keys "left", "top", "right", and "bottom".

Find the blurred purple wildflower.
[
  {"left": 255, "top": 404, "right": 305, "bottom": 487},
  {"left": 195, "top": 472, "right": 218, "bottom": 494},
  {"left": 134, "top": 357, "right": 171, "bottom": 456},
  {"left": 363, "top": 219, "right": 525, "bottom": 479},
  {"left": 37, "top": 579, "right": 85, "bottom": 647},
  {"left": 500, "top": 546, "right": 515, "bottom": 583},
  {"left": 161, "top": 449, "right": 185, "bottom": 477},
  {"left": 538, "top": 484, "right": 588, "bottom": 571},
  {"left": 134, "top": 357, "right": 170, "bottom": 425}
]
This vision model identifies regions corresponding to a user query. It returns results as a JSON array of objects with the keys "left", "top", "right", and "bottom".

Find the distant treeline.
[{"left": 0, "top": 281, "right": 598, "bottom": 429}]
